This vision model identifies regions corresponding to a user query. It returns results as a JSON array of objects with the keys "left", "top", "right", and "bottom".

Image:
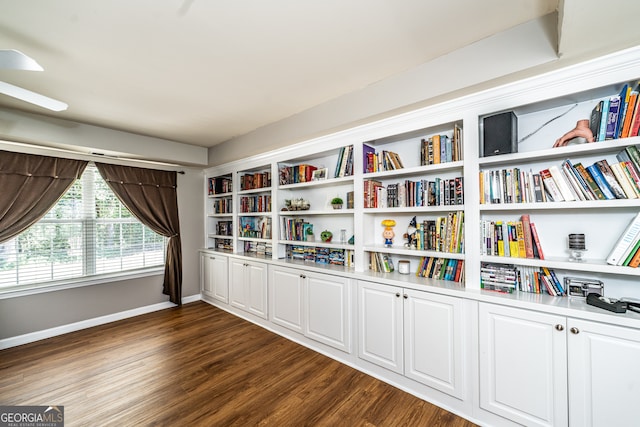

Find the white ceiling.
[
  {"left": 0, "top": 0, "right": 563, "bottom": 149},
  {"left": 1, "top": 0, "right": 639, "bottom": 153}
]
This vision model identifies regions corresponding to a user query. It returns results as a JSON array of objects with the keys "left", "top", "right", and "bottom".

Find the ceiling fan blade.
[
  {"left": 0, "top": 81, "right": 67, "bottom": 111},
  {"left": 0, "top": 49, "right": 44, "bottom": 71}
]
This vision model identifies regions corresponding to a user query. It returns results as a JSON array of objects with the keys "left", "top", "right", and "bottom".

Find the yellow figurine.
[{"left": 381, "top": 219, "right": 396, "bottom": 247}]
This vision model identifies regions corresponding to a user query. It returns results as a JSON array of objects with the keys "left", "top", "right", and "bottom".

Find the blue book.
[
  {"left": 616, "top": 84, "right": 630, "bottom": 138},
  {"left": 598, "top": 98, "right": 609, "bottom": 141},
  {"left": 606, "top": 95, "right": 621, "bottom": 139},
  {"left": 586, "top": 163, "right": 616, "bottom": 199}
]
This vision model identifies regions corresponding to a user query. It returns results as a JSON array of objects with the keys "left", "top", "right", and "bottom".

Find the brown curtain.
[
  {"left": 0, "top": 150, "right": 88, "bottom": 243},
  {"left": 95, "top": 163, "right": 182, "bottom": 305}
]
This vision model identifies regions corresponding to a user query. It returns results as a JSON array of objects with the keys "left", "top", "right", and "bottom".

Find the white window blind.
[{"left": 0, "top": 163, "right": 166, "bottom": 290}]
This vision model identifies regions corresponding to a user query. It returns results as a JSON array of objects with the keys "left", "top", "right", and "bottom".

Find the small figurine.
[
  {"left": 404, "top": 216, "right": 417, "bottom": 249},
  {"left": 553, "top": 119, "right": 594, "bottom": 147},
  {"left": 381, "top": 219, "right": 396, "bottom": 247}
]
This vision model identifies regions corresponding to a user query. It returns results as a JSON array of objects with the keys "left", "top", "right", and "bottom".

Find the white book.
[
  {"left": 606, "top": 212, "right": 640, "bottom": 265},
  {"left": 548, "top": 165, "right": 576, "bottom": 201}
]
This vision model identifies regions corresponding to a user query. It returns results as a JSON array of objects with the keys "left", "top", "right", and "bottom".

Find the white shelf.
[
  {"left": 278, "top": 240, "right": 354, "bottom": 250},
  {"left": 479, "top": 199, "right": 640, "bottom": 211},
  {"left": 364, "top": 205, "right": 465, "bottom": 214},
  {"left": 480, "top": 255, "right": 640, "bottom": 277},
  {"left": 279, "top": 209, "right": 354, "bottom": 216},
  {"left": 364, "top": 160, "right": 463, "bottom": 179},
  {"left": 238, "top": 211, "right": 272, "bottom": 216},
  {"left": 364, "top": 244, "right": 465, "bottom": 260},
  {"left": 279, "top": 175, "right": 354, "bottom": 190},
  {"left": 207, "top": 212, "right": 233, "bottom": 217},
  {"left": 238, "top": 187, "right": 272, "bottom": 195}
]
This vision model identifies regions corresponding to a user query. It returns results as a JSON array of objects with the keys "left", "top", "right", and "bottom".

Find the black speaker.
[{"left": 481, "top": 111, "right": 518, "bottom": 157}]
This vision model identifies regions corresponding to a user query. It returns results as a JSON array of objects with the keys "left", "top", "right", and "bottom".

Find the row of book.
[
  {"left": 481, "top": 263, "right": 565, "bottom": 295},
  {"left": 215, "top": 220, "right": 233, "bottom": 236},
  {"left": 239, "top": 171, "right": 271, "bottom": 191},
  {"left": 208, "top": 176, "right": 233, "bottom": 195},
  {"left": 370, "top": 252, "right": 394, "bottom": 272},
  {"left": 243, "top": 241, "right": 273, "bottom": 257},
  {"left": 280, "top": 218, "right": 313, "bottom": 241},
  {"left": 213, "top": 198, "right": 232, "bottom": 214},
  {"left": 420, "top": 125, "right": 463, "bottom": 165},
  {"left": 480, "top": 146, "right": 640, "bottom": 204},
  {"left": 364, "top": 177, "right": 464, "bottom": 208},
  {"left": 480, "top": 214, "right": 544, "bottom": 259},
  {"left": 416, "top": 257, "right": 464, "bottom": 282},
  {"left": 334, "top": 145, "right": 354, "bottom": 178},
  {"left": 589, "top": 82, "right": 640, "bottom": 141},
  {"left": 288, "top": 245, "right": 354, "bottom": 267},
  {"left": 239, "top": 217, "right": 272, "bottom": 239},
  {"left": 363, "top": 144, "right": 404, "bottom": 172},
  {"left": 278, "top": 164, "right": 317, "bottom": 185},
  {"left": 214, "top": 238, "right": 233, "bottom": 251},
  {"left": 411, "top": 211, "right": 464, "bottom": 253},
  {"left": 606, "top": 211, "right": 640, "bottom": 268},
  {"left": 239, "top": 195, "right": 271, "bottom": 213}
]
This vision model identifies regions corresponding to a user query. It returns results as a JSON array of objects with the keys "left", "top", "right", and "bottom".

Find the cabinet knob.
[
  {"left": 555, "top": 324, "right": 564, "bottom": 331},
  {"left": 395, "top": 292, "right": 401, "bottom": 298},
  {"left": 570, "top": 327, "right": 580, "bottom": 334},
  {"left": 210, "top": 257, "right": 215, "bottom": 260},
  {"left": 300, "top": 274, "right": 306, "bottom": 279},
  {"left": 403, "top": 294, "right": 408, "bottom": 299}
]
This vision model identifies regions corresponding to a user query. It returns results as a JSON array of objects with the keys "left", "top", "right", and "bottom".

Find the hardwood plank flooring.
[{"left": 0, "top": 301, "right": 476, "bottom": 426}]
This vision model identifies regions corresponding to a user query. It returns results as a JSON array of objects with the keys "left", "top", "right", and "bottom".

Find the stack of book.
[
  {"left": 288, "top": 246, "right": 353, "bottom": 266},
  {"left": 363, "top": 177, "right": 464, "bottom": 208},
  {"left": 606, "top": 211, "right": 640, "bottom": 268},
  {"left": 280, "top": 218, "right": 312, "bottom": 241},
  {"left": 334, "top": 145, "right": 354, "bottom": 177},
  {"left": 480, "top": 214, "right": 544, "bottom": 259},
  {"left": 420, "top": 125, "right": 463, "bottom": 165},
  {"left": 481, "top": 263, "right": 518, "bottom": 293},
  {"left": 213, "top": 198, "right": 233, "bottom": 214},
  {"left": 413, "top": 211, "right": 464, "bottom": 253},
  {"left": 416, "top": 257, "right": 464, "bottom": 282},
  {"left": 481, "top": 263, "right": 566, "bottom": 295},
  {"left": 363, "top": 144, "right": 404, "bottom": 172},
  {"left": 208, "top": 176, "right": 233, "bottom": 195},
  {"left": 589, "top": 82, "right": 640, "bottom": 141},
  {"left": 278, "top": 164, "right": 317, "bottom": 184},
  {"left": 239, "top": 217, "right": 271, "bottom": 239},
  {"left": 239, "top": 171, "right": 271, "bottom": 190},
  {"left": 480, "top": 146, "right": 640, "bottom": 204},
  {"left": 369, "top": 252, "right": 394, "bottom": 272},
  {"left": 239, "top": 194, "right": 271, "bottom": 213}
]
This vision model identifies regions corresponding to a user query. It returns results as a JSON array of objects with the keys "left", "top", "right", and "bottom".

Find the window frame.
[{"left": 0, "top": 163, "right": 167, "bottom": 299}]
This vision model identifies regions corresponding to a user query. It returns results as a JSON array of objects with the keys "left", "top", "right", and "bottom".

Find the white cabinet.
[
  {"left": 270, "top": 265, "right": 351, "bottom": 352},
  {"left": 229, "top": 258, "right": 268, "bottom": 319},
  {"left": 479, "top": 302, "right": 640, "bottom": 427},
  {"left": 200, "top": 252, "right": 229, "bottom": 303},
  {"left": 270, "top": 265, "right": 304, "bottom": 333},
  {"left": 479, "top": 303, "right": 568, "bottom": 427},
  {"left": 358, "top": 280, "right": 465, "bottom": 399},
  {"left": 568, "top": 318, "right": 640, "bottom": 427}
]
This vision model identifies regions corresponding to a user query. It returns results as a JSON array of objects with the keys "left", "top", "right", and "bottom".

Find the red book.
[
  {"left": 529, "top": 222, "right": 545, "bottom": 260},
  {"left": 520, "top": 214, "right": 535, "bottom": 258}
]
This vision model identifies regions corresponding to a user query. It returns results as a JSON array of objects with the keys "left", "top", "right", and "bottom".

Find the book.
[
  {"left": 606, "top": 212, "right": 640, "bottom": 265},
  {"left": 573, "top": 162, "right": 605, "bottom": 200},
  {"left": 611, "top": 162, "right": 638, "bottom": 198},
  {"left": 589, "top": 100, "right": 603, "bottom": 139},
  {"left": 363, "top": 143, "right": 376, "bottom": 173},
  {"left": 561, "top": 159, "right": 588, "bottom": 200},
  {"left": 529, "top": 222, "right": 545, "bottom": 260},
  {"left": 596, "top": 159, "right": 626, "bottom": 199},
  {"left": 598, "top": 98, "right": 610, "bottom": 141},
  {"left": 621, "top": 90, "right": 638, "bottom": 138},
  {"left": 539, "top": 168, "right": 564, "bottom": 201},
  {"left": 548, "top": 165, "right": 576, "bottom": 201},
  {"left": 615, "top": 84, "right": 630, "bottom": 139},
  {"left": 586, "top": 163, "right": 616, "bottom": 199},
  {"left": 605, "top": 95, "right": 621, "bottom": 139},
  {"left": 520, "top": 214, "right": 534, "bottom": 258},
  {"left": 622, "top": 237, "right": 640, "bottom": 266}
]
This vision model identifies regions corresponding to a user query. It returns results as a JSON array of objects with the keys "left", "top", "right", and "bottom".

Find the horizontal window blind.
[{"left": 0, "top": 163, "right": 166, "bottom": 290}]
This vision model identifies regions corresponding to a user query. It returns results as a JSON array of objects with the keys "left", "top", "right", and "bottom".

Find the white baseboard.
[{"left": 0, "top": 293, "right": 202, "bottom": 350}]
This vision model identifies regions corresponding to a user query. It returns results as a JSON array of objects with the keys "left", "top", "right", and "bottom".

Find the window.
[{"left": 0, "top": 163, "right": 166, "bottom": 291}]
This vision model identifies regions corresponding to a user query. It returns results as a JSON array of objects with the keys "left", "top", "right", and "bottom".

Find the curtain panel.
[
  {"left": 0, "top": 150, "right": 88, "bottom": 243},
  {"left": 95, "top": 163, "right": 182, "bottom": 305}
]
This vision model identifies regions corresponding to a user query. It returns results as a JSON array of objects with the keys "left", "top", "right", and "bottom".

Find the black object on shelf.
[{"left": 586, "top": 293, "right": 627, "bottom": 313}]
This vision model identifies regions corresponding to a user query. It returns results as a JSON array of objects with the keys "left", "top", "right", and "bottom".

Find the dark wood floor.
[{"left": 0, "top": 301, "right": 476, "bottom": 426}]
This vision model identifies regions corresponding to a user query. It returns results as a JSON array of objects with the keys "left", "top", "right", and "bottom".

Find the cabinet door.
[
  {"left": 479, "top": 303, "right": 568, "bottom": 427},
  {"left": 305, "top": 272, "right": 351, "bottom": 353},
  {"left": 246, "top": 260, "right": 268, "bottom": 319},
  {"left": 568, "top": 319, "right": 640, "bottom": 427},
  {"left": 200, "top": 253, "right": 214, "bottom": 296},
  {"left": 209, "top": 254, "right": 229, "bottom": 303},
  {"left": 229, "top": 258, "right": 248, "bottom": 311},
  {"left": 357, "top": 280, "right": 403, "bottom": 374},
  {"left": 270, "top": 266, "right": 304, "bottom": 333},
  {"left": 404, "top": 289, "right": 464, "bottom": 399}
]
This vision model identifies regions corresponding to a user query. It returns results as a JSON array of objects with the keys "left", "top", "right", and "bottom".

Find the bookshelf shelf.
[
  {"left": 364, "top": 160, "right": 464, "bottom": 179},
  {"left": 479, "top": 255, "right": 640, "bottom": 277},
  {"left": 279, "top": 209, "right": 354, "bottom": 216},
  {"left": 278, "top": 175, "right": 354, "bottom": 190},
  {"left": 479, "top": 199, "right": 640, "bottom": 211},
  {"left": 363, "top": 245, "right": 466, "bottom": 259},
  {"left": 238, "top": 187, "right": 272, "bottom": 195}
]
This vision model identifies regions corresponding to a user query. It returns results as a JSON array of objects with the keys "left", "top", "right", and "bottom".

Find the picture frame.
[{"left": 312, "top": 168, "right": 328, "bottom": 181}]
